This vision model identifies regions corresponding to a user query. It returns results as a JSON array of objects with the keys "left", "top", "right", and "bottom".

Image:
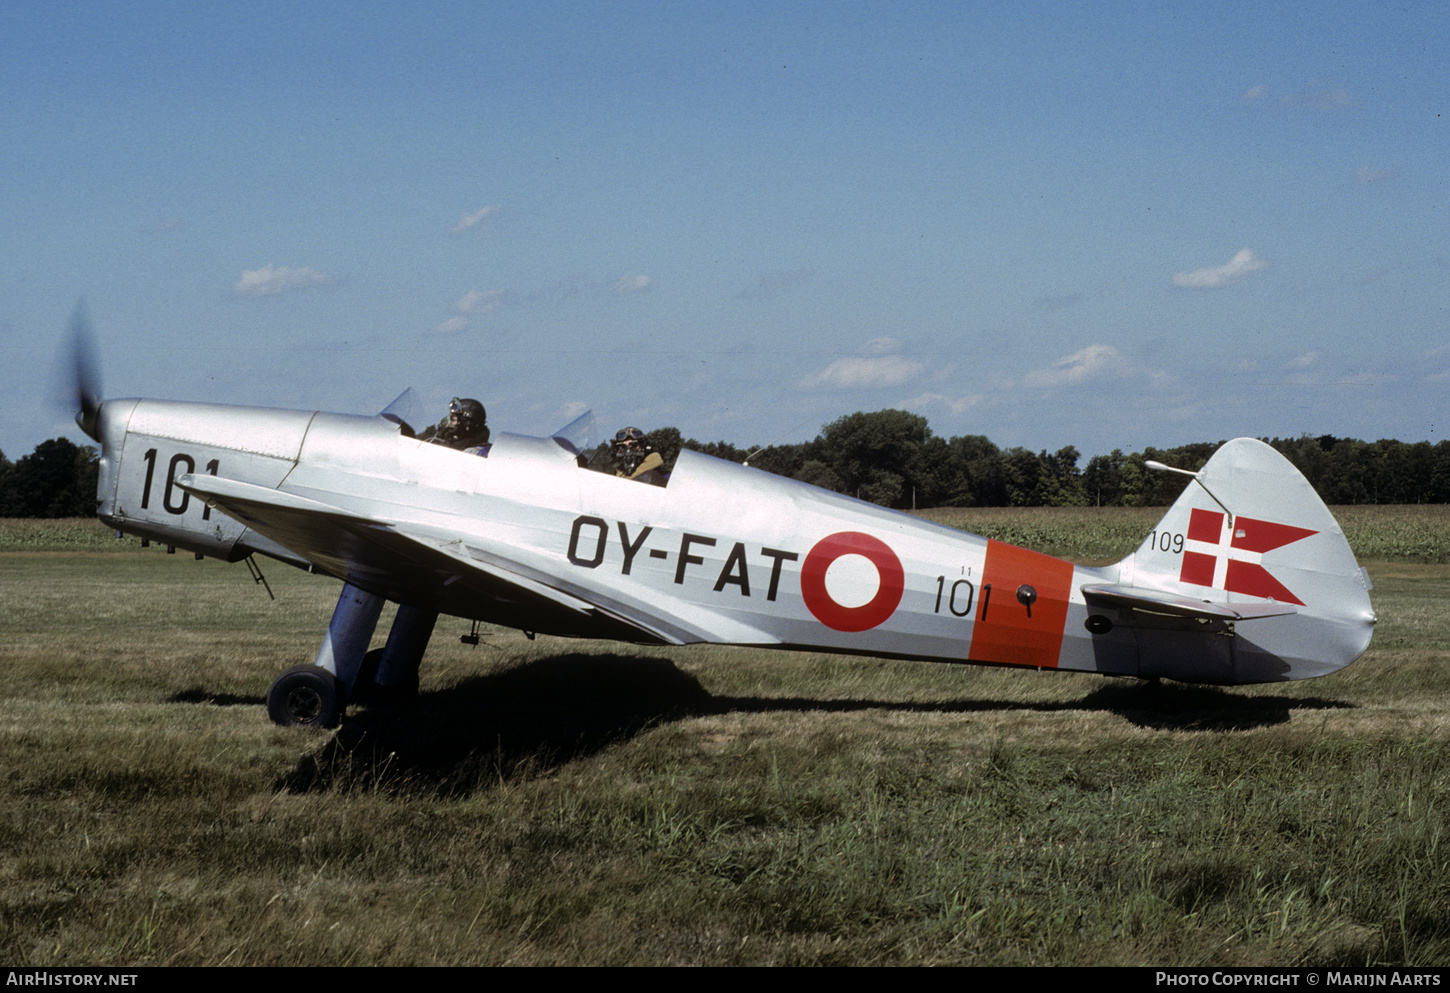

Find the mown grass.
[{"left": 1, "top": 518, "right": 1447, "bottom": 965}]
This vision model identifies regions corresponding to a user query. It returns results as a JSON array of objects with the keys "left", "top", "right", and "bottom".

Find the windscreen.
[
  {"left": 550, "top": 409, "right": 596, "bottom": 456},
  {"left": 378, "top": 388, "right": 424, "bottom": 437}
]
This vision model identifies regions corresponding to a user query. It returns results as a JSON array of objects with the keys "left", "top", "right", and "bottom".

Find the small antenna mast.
[
  {"left": 1145, "top": 460, "right": 1233, "bottom": 525},
  {"left": 744, "top": 418, "right": 815, "bottom": 466}
]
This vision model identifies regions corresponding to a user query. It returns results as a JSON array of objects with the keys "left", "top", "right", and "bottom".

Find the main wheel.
[{"left": 267, "top": 665, "right": 343, "bottom": 728}]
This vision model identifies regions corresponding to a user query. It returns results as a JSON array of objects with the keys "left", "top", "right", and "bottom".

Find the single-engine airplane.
[{"left": 68, "top": 315, "right": 1375, "bottom": 729}]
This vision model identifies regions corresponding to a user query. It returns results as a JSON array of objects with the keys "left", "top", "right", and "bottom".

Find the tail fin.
[{"left": 1112, "top": 438, "right": 1374, "bottom": 682}]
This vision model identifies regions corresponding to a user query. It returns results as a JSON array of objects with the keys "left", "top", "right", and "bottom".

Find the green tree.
[
  {"left": 685, "top": 439, "right": 749, "bottom": 464},
  {"left": 747, "top": 442, "right": 810, "bottom": 479},
  {"left": 0, "top": 439, "right": 97, "bottom": 517},
  {"left": 945, "top": 434, "right": 1005, "bottom": 506},
  {"left": 647, "top": 426, "right": 683, "bottom": 472},
  {"left": 903, "top": 435, "right": 959, "bottom": 508},
  {"left": 0, "top": 449, "right": 14, "bottom": 516},
  {"left": 1322, "top": 439, "right": 1368, "bottom": 504},
  {"left": 794, "top": 459, "right": 843, "bottom": 492},
  {"left": 1041, "top": 445, "right": 1087, "bottom": 506},
  {"left": 814, "top": 410, "right": 935, "bottom": 507},
  {"left": 1000, "top": 447, "right": 1044, "bottom": 506},
  {"left": 1083, "top": 449, "right": 1125, "bottom": 506},
  {"left": 1430, "top": 442, "right": 1450, "bottom": 504},
  {"left": 1130, "top": 444, "right": 1210, "bottom": 506}
]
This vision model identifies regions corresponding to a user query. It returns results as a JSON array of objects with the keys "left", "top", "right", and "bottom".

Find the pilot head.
[
  {"left": 450, "top": 397, "right": 485, "bottom": 431},
  {"left": 440, "top": 397, "right": 489, "bottom": 449},
  {"left": 611, "top": 426, "right": 650, "bottom": 474}
]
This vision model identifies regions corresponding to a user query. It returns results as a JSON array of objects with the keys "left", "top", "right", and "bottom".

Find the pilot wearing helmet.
[
  {"left": 429, "top": 397, "right": 491, "bottom": 455},
  {"left": 610, "top": 426, "right": 666, "bottom": 485}
]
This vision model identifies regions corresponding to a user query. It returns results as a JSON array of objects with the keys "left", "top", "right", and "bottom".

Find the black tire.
[{"left": 266, "top": 665, "right": 343, "bottom": 728}]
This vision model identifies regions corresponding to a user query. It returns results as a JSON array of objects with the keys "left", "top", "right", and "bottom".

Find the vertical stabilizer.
[{"left": 1119, "top": 438, "right": 1374, "bottom": 681}]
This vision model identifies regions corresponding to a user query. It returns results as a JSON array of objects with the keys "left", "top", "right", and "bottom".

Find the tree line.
[
  {"left": 5, "top": 412, "right": 1449, "bottom": 518},
  {"left": 617, "top": 410, "right": 1450, "bottom": 509},
  {"left": 0, "top": 439, "right": 99, "bottom": 517}
]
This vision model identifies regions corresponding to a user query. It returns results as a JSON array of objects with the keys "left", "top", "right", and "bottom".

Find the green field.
[
  {"left": 1, "top": 515, "right": 1447, "bottom": 965},
  {"left": 916, "top": 503, "right": 1450, "bottom": 564}
]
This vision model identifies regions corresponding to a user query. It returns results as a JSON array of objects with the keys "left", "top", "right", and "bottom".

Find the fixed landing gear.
[
  {"left": 351, "top": 647, "right": 419, "bottom": 703},
  {"left": 267, "top": 665, "right": 344, "bottom": 728},
  {"left": 265, "top": 583, "right": 438, "bottom": 728},
  {"left": 362, "top": 603, "right": 436, "bottom": 701}
]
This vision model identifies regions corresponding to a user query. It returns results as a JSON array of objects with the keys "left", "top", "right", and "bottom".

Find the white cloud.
[
  {"left": 860, "top": 336, "right": 904, "bottom": 355},
  {"left": 802, "top": 340, "right": 925, "bottom": 390},
  {"left": 614, "top": 274, "right": 652, "bottom": 294},
  {"left": 737, "top": 266, "right": 814, "bottom": 298},
  {"left": 1276, "top": 355, "right": 1327, "bottom": 385},
  {"left": 455, "top": 289, "right": 506, "bottom": 314},
  {"left": 1245, "top": 85, "right": 1356, "bottom": 111},
  {"left": 905, "top": 391, "right": 984, "bottom": 416},
  {"left": 1292, "top": 87, "right": 1354, "bottom": 111},
  {"left": 143, "top": 216, "right": 189, "bottom": 235},
  {"left": 1021, "top": 344, "right": 1132, "bottom": 388},
  {"left": 1356, "top": 165, "right": 1395, "bottom": 184},
  {"left": 1172, "top": 248, "right": 1269, "bottom": 289},
  {"left": 232, "top": 263, "right": 336, "bottom": 297},
  {"left": 1034, "top": 292, "right": 1083, "bottom": 312},
  {"left": 434, "top": 288, "right": 508, "bottom": 332},
  {"left": 450, "top": 206, "right": 498, "bottom": 234},
  {"left": 760, "top": 266, "right": 812, "bottom": 290}
]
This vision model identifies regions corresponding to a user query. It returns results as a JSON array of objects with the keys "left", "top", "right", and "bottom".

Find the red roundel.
[{"left": 800, "top": 531, "right": 905, "bottom": 632}]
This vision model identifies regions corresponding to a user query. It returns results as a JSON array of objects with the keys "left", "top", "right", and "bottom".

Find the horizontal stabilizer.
[{"left": 1081, "top": 583, "right": 1299, "bottom": 621}]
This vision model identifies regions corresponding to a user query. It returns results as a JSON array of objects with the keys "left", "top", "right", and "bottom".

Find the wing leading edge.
[{"left": 176, "top": 473, "right": 701, "bottom": 644}]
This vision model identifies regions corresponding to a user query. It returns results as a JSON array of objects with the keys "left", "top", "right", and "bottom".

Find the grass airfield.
[{"left": 1, "top": 515, "right": 1447, "bottom": 966}]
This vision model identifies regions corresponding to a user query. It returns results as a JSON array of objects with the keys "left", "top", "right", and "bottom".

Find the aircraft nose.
[
  {"left": 76, "top": 401, "right": 102, "bottom": 441},
  {"left": 88, "top": 398, "right": 140, "bottom": 522}
]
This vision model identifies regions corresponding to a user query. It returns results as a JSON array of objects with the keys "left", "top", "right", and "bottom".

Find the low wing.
[
  {"left": 176, "top": 473, "right": 700, "bottom": 644},
  {"left": 1081, "top": 583, "right": 1299, "bottom": 621}
]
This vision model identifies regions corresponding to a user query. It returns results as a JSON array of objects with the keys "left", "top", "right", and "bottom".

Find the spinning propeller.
[{"left": 67, "top": 300, "right": 103, "bottom": 441}]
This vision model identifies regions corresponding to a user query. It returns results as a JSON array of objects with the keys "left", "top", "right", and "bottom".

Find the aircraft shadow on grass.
[{"left": 164, "top": 652, "right": 1358, "bottom": 797}]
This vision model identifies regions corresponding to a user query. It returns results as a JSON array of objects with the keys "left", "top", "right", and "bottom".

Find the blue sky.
[{"left": 4, "top": 1, "right": 1447, "bottom": 461}]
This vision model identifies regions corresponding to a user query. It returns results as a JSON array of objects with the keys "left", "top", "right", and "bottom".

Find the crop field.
[
  {"left": 917, "top": 503, "right": 1450, "bottom": 564},
  {"left": 1, "top": 512, "right": 1448, "bottom": 966}
]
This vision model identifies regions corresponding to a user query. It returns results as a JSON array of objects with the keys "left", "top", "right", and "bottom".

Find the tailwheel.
[{"left": 267, "top": 665, "right": 344, "bottom": 728}]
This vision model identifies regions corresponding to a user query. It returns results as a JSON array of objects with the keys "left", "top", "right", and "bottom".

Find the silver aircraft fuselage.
[{"left": 91, "top": 397, "right": 1374, "bottom": 690}]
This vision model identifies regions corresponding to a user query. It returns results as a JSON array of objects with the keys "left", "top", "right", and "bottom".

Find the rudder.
[{"left": 1117, "top": 438, "right": 1374, "bottom": 682}]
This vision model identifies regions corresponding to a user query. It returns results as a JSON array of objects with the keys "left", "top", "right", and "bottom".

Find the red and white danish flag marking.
[{"left": 1178, "top": 507, "right": 1318, "bottom": 606}]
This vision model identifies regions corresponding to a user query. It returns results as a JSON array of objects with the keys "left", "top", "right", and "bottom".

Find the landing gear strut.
[
  {"left": 266, "top": 583, "right": 438, "bottom": 728},
  {"left": 367, "top": 603, "right": 437, "bottom": 700}
]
